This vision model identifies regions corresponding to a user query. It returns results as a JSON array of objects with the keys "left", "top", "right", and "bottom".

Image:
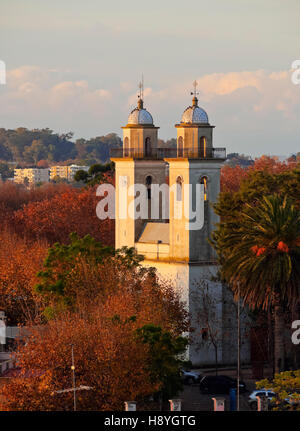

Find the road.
[{"left": 179, "top": 367, "right": 267, "bottom": 411}]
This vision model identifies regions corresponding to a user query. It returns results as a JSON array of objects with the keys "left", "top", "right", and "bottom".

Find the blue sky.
[{"left": 1, "top": 0, "right": 300, "bottom": 156}]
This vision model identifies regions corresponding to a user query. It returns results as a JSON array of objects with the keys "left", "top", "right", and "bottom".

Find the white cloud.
[
  {"left": 1, "top": 65, "right": 300, "bottom": 156},
  {"left": 7, "top": 65, "right": 53, "bottom": 89}
]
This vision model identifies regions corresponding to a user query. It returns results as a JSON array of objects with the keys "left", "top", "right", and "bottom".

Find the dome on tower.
[
  {"left": 128, "top": 98, "right": 153, "bottom": 125},
  {"left": 181, "top": 96, "right": 209, "bottom": 125}
]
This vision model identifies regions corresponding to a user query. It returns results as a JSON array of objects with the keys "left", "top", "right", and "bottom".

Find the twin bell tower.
[{"left": 111, "top": 81, "right": 227, "bottom": 365}]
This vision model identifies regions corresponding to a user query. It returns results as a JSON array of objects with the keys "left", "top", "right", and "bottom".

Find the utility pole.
[
  {"left": 237, "top": 283, "right": 240, "bottom": 411},
  {"left": 71, "top": 344, "right": 76, "bottom": 412},
  {"left": 51, "top": 345, "right": 93, "bottom": 410}
]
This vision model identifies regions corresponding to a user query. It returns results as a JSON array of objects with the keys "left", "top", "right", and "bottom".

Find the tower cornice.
[
  {"left": 122, "top": 124, "right": 160, "bottom": 129},
  {"left": 175, "top": 123, "right": 215, "bottom": 129}
]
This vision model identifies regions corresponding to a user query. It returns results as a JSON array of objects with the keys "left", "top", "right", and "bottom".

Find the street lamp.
[{"left": 51, "top": 344, "right": 93, "bottom": 411}]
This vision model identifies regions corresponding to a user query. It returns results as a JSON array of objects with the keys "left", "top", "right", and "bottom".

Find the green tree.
[
  {"left": 0, "top": 162, "right": 14, "bottom": 179},
  {"left": 0, "top": 128, "right": 76, "bottom": 163},
  {"left": 23, "top": 139, "right": 47, "bottom": 164},
  {"left": 88, "top": 163, "right": 107, "bottom": 176},
  {"left": 212, "top": 195, "right": 300, "bottom": 373},
  {"left": 135, "top": 324, "right": 188, "bottom": 402},
  {"left": 74, "top": 169, "right": 89, "bottom": 183},
  {"left": 85, "top": 162, "right": 114, "bottom": 186},
  {"left": 73, "top": 163, "right": 114, "bottom": 186},
  {"left": 35, "top": 233, "right": 144, "bottom": 318},
  {"left": 74, "top": 133, "right": 122, "bottom": 163}
]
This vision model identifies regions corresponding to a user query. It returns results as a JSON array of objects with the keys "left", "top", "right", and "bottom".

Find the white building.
[
  {"left": 50, "top": 164, "right": 89, "bottom": 181},
  {"left": 14, "top": 168, "right": 49, "bottom": 185}
]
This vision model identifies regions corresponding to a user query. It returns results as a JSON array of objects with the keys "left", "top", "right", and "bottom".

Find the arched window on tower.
[
  {"left": 124, "top": 137, "right": 129, "bottom": 157},
  {"left": 145, "top": 137, "right": 151, "bottom": 157},
  {"left": 176, "top": 176, "right": 182, "bottom": 201},
  {"left": 177, "top": 136, "right": 183, "bottom": 158},
  {"left": 145, "top": 175, "right": 152, "bottom": 199},
  {"left": 199, "top": 136, "right": 206, "bottom": 158},
  {"left": 200, "top": 176, "right": 208, "bottom": 201}
]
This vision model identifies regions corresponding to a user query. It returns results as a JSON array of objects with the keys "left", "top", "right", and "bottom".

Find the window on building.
[
  {"left": 201, "top": 328, "right": 208, "bottom": 341},
  {"left": 200, "top": 176, "right": 208, "bottom": 201},
  {"left": 199, "top": 136, "right": 206, "bottom": 158},
  {"left": 124, "top": 137, "right": 129, "bottom": 157},
  {"left": 177, "top": 136, "right": 183, "bottom": 157},
  {"left": 176, "top": 176, "right": 182, "bottom": 201},
  {"left": 145, "top": 175, "right": 152, "bottom": 199},
  {"left": 145, "top": 137, "right": 151, "bottom": 157}
]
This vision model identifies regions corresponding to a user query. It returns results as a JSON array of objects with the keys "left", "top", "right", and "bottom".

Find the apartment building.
[
  {"left": 14, "top": 168, "right": 49, "bottom": 185},
  {"left": 50, "top": 164, "right": 89, "bottom": 181}
]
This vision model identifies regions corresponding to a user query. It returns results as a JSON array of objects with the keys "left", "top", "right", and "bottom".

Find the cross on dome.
[
  {"left": 138, "top": 77, "right": 144, "bottom": 101},
  {"left": 190, "top": 80, "right": 199, "bottom": 107},
  {"left": 127, "top": 76, "right": 154, "bottom": 125},
  {"left": 191, "top": 80, "right": 199, "bottom": 98},
  {"left": 180, "top": 80, "right": 209, "bottom": 124}
]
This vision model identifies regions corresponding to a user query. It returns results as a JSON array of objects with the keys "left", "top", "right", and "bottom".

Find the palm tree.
[{"left": 213, "top": 195, "right": 300, "bottom": 373}]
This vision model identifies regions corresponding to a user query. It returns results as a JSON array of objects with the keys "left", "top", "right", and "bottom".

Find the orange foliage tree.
[
  {"left": 0, "top": 182, "right": 71, "bottom": 229},
  {"left": 0, "top": 230, "right": 48, "bottom": 325},
  {"left": 13, "top": 186, "right": 114, "bottom": 246},
  {"left": 221, "top": 165, "right": 249, "bottom": 192},
  {"left": 221, "top": 155, "right": 300, "bottom": 193},
  {"left": 0, "top": 232, "right": 189, "bottom": 410},
  {"left": 0, "top": 310, "right": 185, "bottom": 411},
  {"left": 0, "top": 246, "right": 189, "bottom": 410},
  {"left": 33, "top": 234, "right": 188, "bottom": 329}
]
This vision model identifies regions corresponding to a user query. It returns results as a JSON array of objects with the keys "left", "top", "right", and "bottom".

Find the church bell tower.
[
  {"left": 112, "top": 81, "right": 237, "bottom": 366},
  {"left": 112, "top": 83, "right": 166, "bottom": 249}
]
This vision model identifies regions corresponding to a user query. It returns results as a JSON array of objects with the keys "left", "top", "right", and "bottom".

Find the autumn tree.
[
  {"left": 0, "top": 229, "right": 48, "bottom": 325},
  {"left": 35, "top": 234, "right": 144, "bottom": 318},
  {"left": 221, "top": 164, "right": 250, "bottom": 192},
  {"left": 36, "top": 159, "right": 49, "bottom": 168},
  {"left": 0, "top": 237, "right": 189, "bottom": 410},
  {"left": 221, "top": 155, "right": 300, "bottom": 193},
  {"left": 34, "top": 233, "right": 189, "bottom": 332},
  {"left": 13, "top": 185, "right": 114, "bottom": 245},
  {"left": 257, "top": 370, "right": 300, "bottom": 411},
  {"left": 0, "top": 310, "right": 187, "bottom": 411},
  {"left": 0, "top": 182, "right": 71, "bottom": 230}
]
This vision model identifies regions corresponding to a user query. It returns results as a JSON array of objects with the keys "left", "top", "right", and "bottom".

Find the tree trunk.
[
  {"left": 267, "top": 308, "right": 275, "bottom": 376},
  {"left": 214, "top": 345, "right": 218, "bottom": 375},
  {"left": 274, "top": 302, "right": 285, "bottom": 373}
]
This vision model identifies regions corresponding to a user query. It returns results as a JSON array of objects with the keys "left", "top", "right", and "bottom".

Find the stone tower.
[
  {"left": 111, "top": 86, "right": 250, "bottom": 366},
  {"left": 112, "top": 95, "right": 166, "bottom": 249}
]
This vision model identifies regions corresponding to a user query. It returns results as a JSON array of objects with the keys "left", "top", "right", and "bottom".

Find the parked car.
[
  {"left": 248, "top": 389, "right": 275, "bottom": 410},
  {"left": 181, "top": 368, "right": 201, "bottom": 385},
  {"left": 285, "top": 393, "right": 300, "bottom": 406},
  {"left": 199, "top": 375, "right": 247, "bottom": 394}
]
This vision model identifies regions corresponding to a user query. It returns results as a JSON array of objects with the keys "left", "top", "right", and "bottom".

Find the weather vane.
[
  {"left": 191, "top": 80, "right": 199, "bottom": 97},
  {"left": 138, "top": 74, "right": 144, "bottom": 100}
]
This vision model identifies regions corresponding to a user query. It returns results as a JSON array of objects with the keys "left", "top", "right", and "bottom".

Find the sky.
[{"left": 0, "top": 0, "right": 300, "bottom": 157}]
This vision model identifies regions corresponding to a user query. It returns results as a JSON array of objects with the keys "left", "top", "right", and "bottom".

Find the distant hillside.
[
  {"left": 225, "top": 152, "right": 254, "bottom": 167},
  {"left": 0, "top": 128, "right": 122, "bottom": 166}
]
